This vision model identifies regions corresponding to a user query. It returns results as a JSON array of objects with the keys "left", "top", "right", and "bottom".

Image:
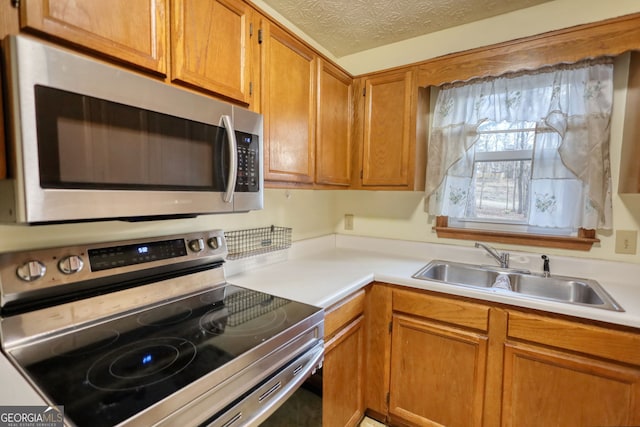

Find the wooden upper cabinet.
[
  {"left": 20, "top": 0, "right": 167, "bottom": 74},
  {"left": 316, "top": 59, "right": 352, "bottom": 186},
  {"left": 619, "top": 51, "right": 640, "bottom": 193},
  {"left": 261, "top": 22, "right": 316, "bottom": 184},
  {"left": 355, "top": 68, "right": 425, "bottom": 190},
  {"left": 171, "top": 0, "right": 253, "bottom": 105}
]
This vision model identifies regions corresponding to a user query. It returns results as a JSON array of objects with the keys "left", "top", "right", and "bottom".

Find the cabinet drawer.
[
  {"left": 507, "top": 311, "right": 640, "bottom": 365},
  {"left": 325, "top": 289, "right": 365, "bottom": 339},
  {"left": 393, "top": 289, "right": 489, "bottom": 332}
]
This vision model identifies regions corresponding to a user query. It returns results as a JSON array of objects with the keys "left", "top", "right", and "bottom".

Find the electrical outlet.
[
  {"left": 344, "top": 214, "right": 354, "bottom": 230},
  {"left": 615, "top": 230, "right": 637, "bottom": 254}
]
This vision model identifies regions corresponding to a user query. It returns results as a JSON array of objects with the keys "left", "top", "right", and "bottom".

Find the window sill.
[{"left": 433, "top": 216, "right": 599, "bottom": 251}]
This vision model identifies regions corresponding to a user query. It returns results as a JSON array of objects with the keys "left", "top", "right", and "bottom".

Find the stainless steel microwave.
[{"left": 0, "top": 35, "right": 263, "bottom": 224}]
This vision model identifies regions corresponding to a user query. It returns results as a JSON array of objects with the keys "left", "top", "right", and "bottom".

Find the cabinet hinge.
[
  {"left": 249, "top": 23, "right": 253, "bottom": 38},
  {"left": 11, "top": 0, "right": 19, "bottom": 8},
  {"left": 386, "top": 392, "right": 390, "bottom": 406},
  {"left": 249, "top": 81, "right": 253, "bottom": 96},
  {"left": 362, "top": 87, "right": 366, "bottom": 97},
  {"left": 388, "top": 321, "right": 392, "bottom": 333},
  {"left": 258, "top": 29, "right": 263, "bottom": 44},
  {"left": 360, "top": 170, "right": 363, "bottom": 179}
]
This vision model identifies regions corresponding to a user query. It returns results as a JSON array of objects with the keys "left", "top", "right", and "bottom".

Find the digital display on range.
[{"left": 88, "top": 239, "right": 187, "bottom": 271}]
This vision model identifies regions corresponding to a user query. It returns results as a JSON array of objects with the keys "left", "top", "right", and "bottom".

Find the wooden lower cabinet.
[
  {"left": 389, "top": 314, "right": 487, "bottom": 427},
  {"left": 324, "top": 315, "right": 365, "bottom": 427},
  {"left": 502, "top": 343, "right": 640, "bottom": 427},
  {"left": 323, "top": 290, "right": 366, "bottom": 427},
  {"left": 364, "top": 284, "right": 640, "bottom": 427},
  {"left": 388, "top": 289, "right": 490, "bottom": 427},
  {"left": 502, "top": 310, "right": 640, "bottom": 427}
]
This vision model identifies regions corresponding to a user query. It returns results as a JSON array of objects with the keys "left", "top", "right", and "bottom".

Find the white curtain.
[{"left": 426, "top": 59, "right": 614, "bottom": 230}]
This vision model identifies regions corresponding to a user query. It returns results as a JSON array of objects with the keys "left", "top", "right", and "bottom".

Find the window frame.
[{"left": 433, "top": 216, "right": 599, "bottom": 251}]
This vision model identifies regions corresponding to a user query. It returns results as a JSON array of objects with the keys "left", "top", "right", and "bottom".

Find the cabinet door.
[
  {"left": 323, "top": 315, "right": 365, "bottom": 427},
  {"left": 316, "top": 59, "right": 352, "bottom": 186},
  {"left": 389, "top": 313, "right": 487, "bottom": 427},
  {"left": 171, "top": 0, "right": 253, "bottom": 105},
  {"left": 361, "top": 70, "right": 415, "bottom": 187},
  {"left": 262, "top": 23, "right": 316, "bottom": 184},
  {"left": 21, "top": 0, "right": 166, "bottom": 73},
  {"left": 502, "top": 343, "right": 640, "bottom": 427}
]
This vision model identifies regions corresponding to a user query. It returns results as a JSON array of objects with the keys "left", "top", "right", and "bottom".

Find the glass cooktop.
[{"left": 9, "top": 285, "right": 320, "bottom": 427}]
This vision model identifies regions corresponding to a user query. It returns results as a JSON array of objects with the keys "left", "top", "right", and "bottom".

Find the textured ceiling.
[{"left": 261, "top": 0, "right": 555, "bottom": 57}]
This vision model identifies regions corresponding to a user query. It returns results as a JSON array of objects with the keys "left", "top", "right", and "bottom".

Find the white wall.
[{"left": 0, "top": 189, "right": 339, "bottom": 252}]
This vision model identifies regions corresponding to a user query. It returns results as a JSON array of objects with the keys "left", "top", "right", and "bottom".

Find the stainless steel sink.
[{"left": 412, "top": 260, "right": 624, "bottom": 312}]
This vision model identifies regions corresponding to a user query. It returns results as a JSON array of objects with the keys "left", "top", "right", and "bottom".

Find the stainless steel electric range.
[{"left": 0, "top": 230, "right": 324, "bottom": 426}]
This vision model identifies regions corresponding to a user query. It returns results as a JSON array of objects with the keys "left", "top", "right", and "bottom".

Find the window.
[
  {"left": 425, "top": 59, "right": 614, "bottom": 247},
  {"left": 461, "top": 120, "right": 535, "bottom": 223}
]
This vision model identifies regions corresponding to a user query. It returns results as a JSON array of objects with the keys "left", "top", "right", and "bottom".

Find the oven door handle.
[
  {"left": 221, "top": 114, "right": 237, "bottom": 204},
  {"left": 210, "top": 341, "right": 324, "bottom": 427}
]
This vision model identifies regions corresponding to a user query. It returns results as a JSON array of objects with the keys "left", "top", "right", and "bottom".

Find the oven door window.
[{"left": 34, "top": 85, "right": 229, "bottom": 191}]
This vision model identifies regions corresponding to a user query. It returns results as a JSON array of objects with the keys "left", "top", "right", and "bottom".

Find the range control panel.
[{"left": 0, "top": 230, "right": 228, "bottom": 308}]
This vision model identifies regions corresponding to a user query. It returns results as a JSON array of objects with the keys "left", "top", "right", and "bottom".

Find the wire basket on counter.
[{"left": 224, "top": 225, "right": 292, "bottom": 260}]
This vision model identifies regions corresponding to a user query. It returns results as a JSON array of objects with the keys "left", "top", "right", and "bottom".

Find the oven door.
[
  {"left": 1, "top": 35, "right": 262, "bottom": 223},
  {"left": 190, "top": 341, "right": 323, "bottom": 427}
]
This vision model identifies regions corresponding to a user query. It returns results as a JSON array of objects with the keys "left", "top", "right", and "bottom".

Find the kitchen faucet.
[{"left": 475, "top": 242, "right": 510, "bottom": 268}]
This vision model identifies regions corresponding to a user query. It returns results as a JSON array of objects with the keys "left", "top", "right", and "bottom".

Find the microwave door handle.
[{"left": 221, "top": 114, "right": 237, "bottom": 203}]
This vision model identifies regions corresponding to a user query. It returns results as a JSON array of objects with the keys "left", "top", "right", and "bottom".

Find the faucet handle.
[
  {"left": 502, "top": 252, "right": 510, "bottom": 266},
  {"left": 541, "top": 255, "right": 550, "bottom": 277}
]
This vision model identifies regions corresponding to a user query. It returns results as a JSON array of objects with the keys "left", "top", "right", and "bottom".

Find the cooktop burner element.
[{"left": 87, "top": 337, "right": 197, "bottom": 391}]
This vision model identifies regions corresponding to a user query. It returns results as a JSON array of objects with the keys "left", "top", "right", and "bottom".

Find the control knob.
[
  {"left": 188, "top": 238, "right": 205, "bottom": 253},
  {"left": 208, "top": 236, "right": 221, "bottom": 250},
  {"left": 58, "top": 255, "right": 84, "bottom": 275},
  {"left": 16, "top": 260, "right": 47, "bottom": 282}
]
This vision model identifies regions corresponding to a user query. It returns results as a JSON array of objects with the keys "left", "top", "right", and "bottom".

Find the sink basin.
[
  {"left": 414, "top": 261, "right": 503, "bottom": 288},
  {"left": 412, "top": 260, "right": 623, "bottom": 312}
]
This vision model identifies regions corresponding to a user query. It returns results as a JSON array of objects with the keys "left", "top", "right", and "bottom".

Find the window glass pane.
[
  {"left": 467, "top": 160, "right": 531, "bottom": 222},
  {"left": 475, "top": 121, "right": 536, "bottom": 153}
]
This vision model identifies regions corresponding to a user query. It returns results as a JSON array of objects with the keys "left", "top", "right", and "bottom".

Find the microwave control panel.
[{"left": 235, "top": 131, "right": 260, "bottom": 192}]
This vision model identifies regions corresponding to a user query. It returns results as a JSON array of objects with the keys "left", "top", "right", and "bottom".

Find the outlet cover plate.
[
  {"left": 615, "top": 230, "right": 637, "bottom": 254},
  {"left": 344, "top": 214, "right": 354, "bottom": 230}
]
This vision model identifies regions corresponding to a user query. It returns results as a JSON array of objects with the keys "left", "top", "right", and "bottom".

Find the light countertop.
[
  {"left": 3, "top": 233, "right": 639, "bottom": 406},
  {"left": 226, "top": 234, "right": 640, "bottom": 329}
]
